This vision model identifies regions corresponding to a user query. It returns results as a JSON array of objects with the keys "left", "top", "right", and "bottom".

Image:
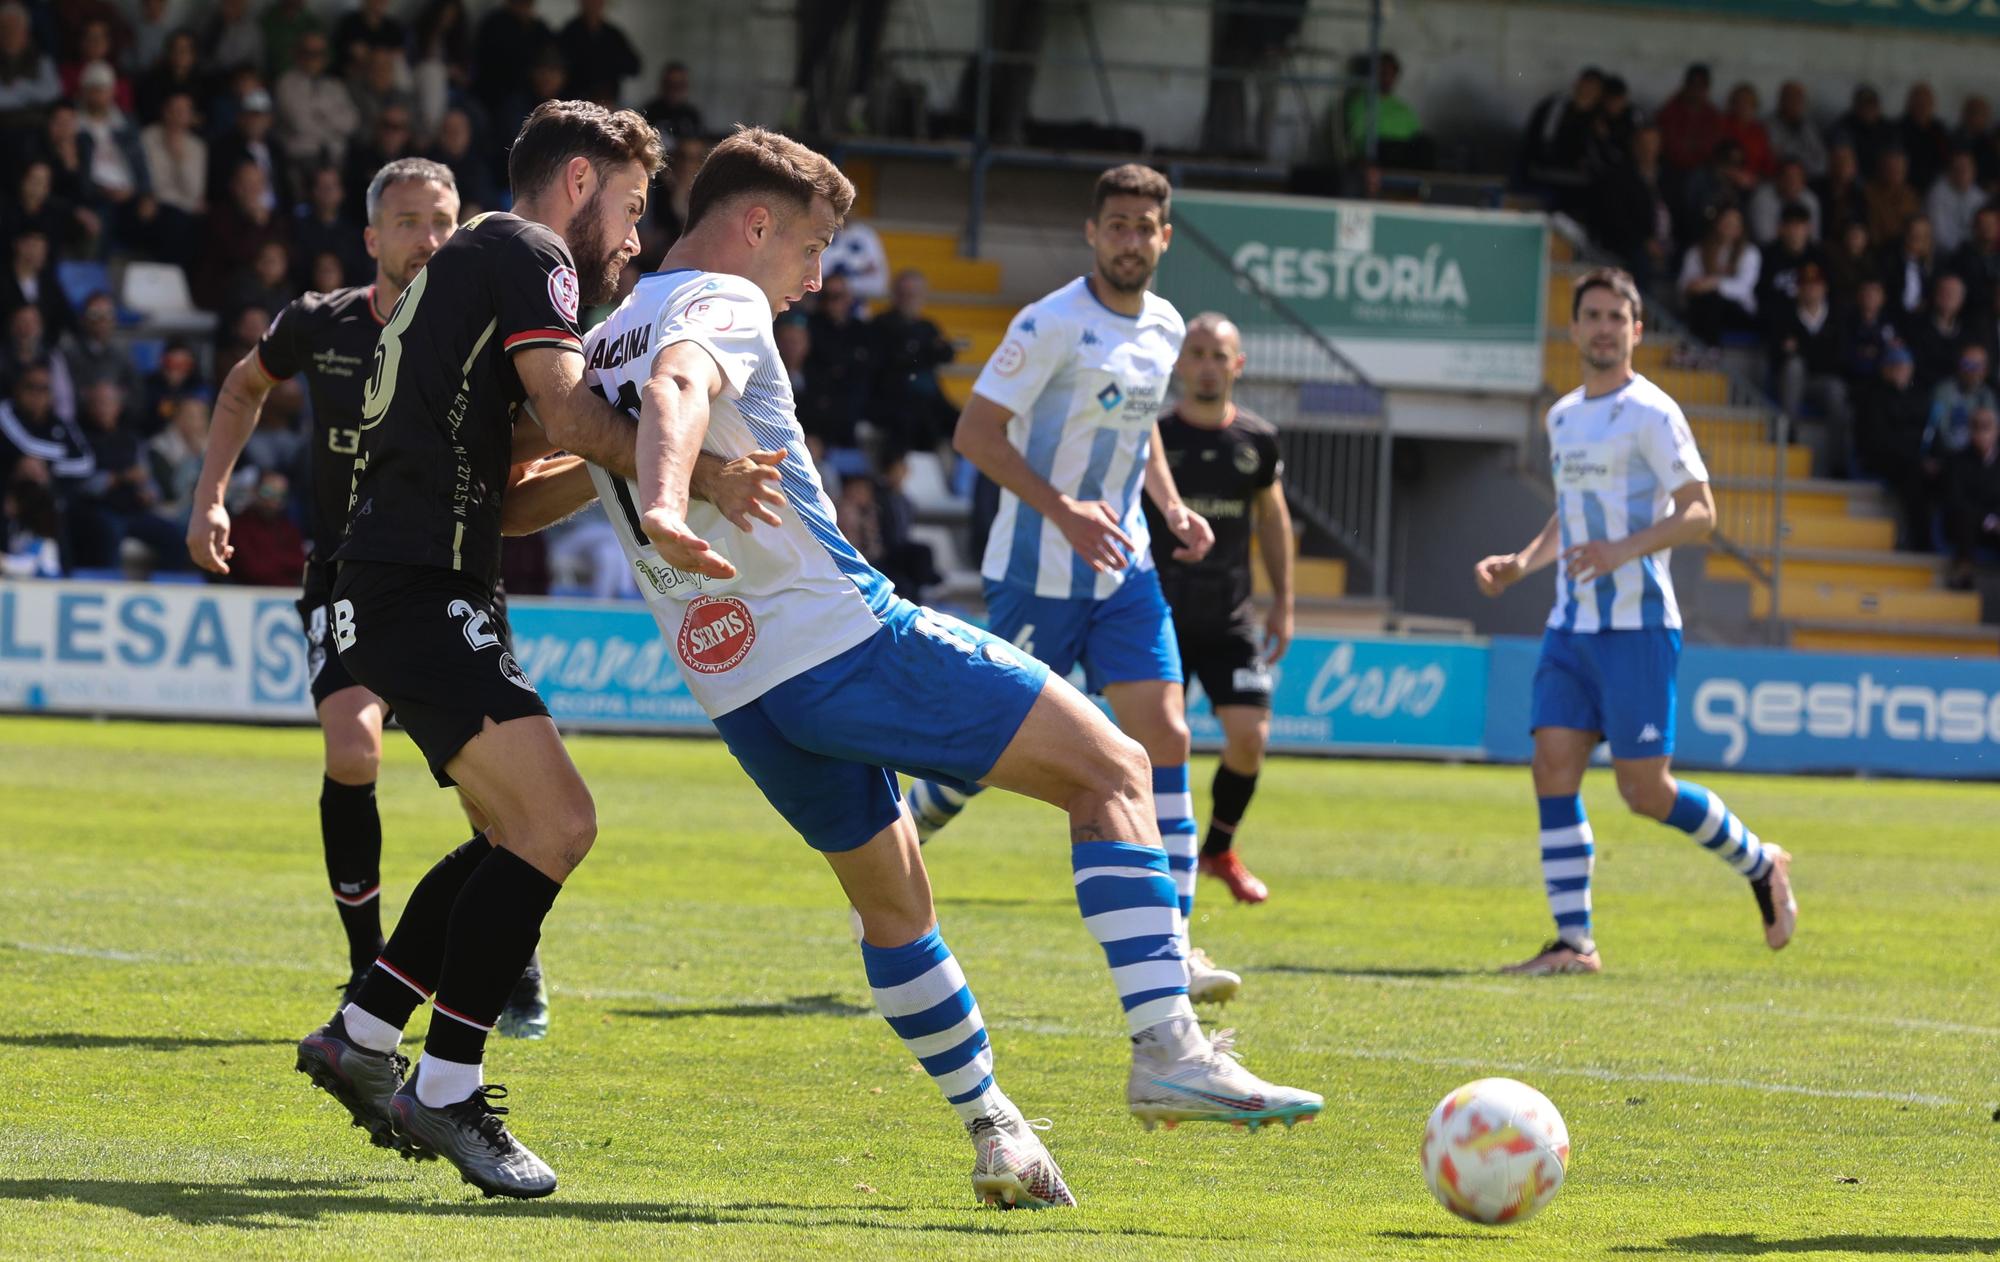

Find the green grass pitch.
[{"left": 0, "top": 715, "right": 1992, "bottom": 1260}]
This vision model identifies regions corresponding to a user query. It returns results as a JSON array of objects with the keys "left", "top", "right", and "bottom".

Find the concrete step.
[
  {"left": 1710, "top": 547, "right": 1942, "bottom": 592},
  {"left": 1779, "top": 514, "right": 1898, "bottom": 550},
  {"left": 1790, "top": 619, "right": 1999, "bottom": 658},
  {"left": 1255, "top": 555, "right": 1347, "bottom": 600},
  {"left": 1748, "top": 581, "right": 1984, "bottom": 622}
]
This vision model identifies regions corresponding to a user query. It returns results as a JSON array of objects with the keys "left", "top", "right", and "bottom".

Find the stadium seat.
[
  {"left": 900, "top": 451, "right": 963, "bottom": 517},
  {"left": 119, "top": 262, "right": 217, "bottom": 334},
  {"left": 56, "top": 260, "right": 110, "bottom": 312},
  {"left": 126, "top": 338, "right": 164, "bottom": 377}
]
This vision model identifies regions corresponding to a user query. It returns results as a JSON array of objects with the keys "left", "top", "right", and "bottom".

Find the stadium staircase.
[{"left": 1544, "top": 249, "right": 1998, "bottom": 659}]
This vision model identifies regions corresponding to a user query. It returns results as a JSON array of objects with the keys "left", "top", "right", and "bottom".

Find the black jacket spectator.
[
  {"left": 206, "top": 91, "right": 294, "bottom": 212},
  {"left": 1879, "top": 217, "right": 1939, "bottom": 321},
  {"left": 1832, "top": 86, "right": 1895, "bottom": 178},
  {"left": 471, "top": 0, "right": 551, "bottom": 118},
  {"left": 643, "top": 62, "right": 703, "bottom": 144},
  {"left": 557, "top": 1, "right": 640, "bottom": 106},
  {"left": 291, "top": 167, "right": 369, "bottom": 289},
  {"left": 1838, "top": 280, "right": 1896, "bottom": 387},
  {"left": 1901, "top": 273, "right": 1980, "bottom": 392},
  {"left": 1950, "top": 206, "right": 2000, "bottom": 319},
  {"left": 332, "top": 0, "right": 406, "bottom": 75},
  {"left": 1517, "top": 68, "right": 1602, "bottom": 210},
  {"left": 1899, "top": 83, "right": 1952, "bottom": 193},
  {"left": 1945, "top": 409, "right": 2000, "bottom": 579},
  {"left": 1813, "top": 143, "right": 1871, "bottom": 242},
  {"left": 2, "top": 229, "right": 72, "bottom": 340},
  {"left": 868, "top": 275, "right": 958, "bottom": 451},
  {"left": 0, "top": 365, "right": 94, "bottom": 489},
  {"left": 134, "top": 28, "right": 202, "bottom": 126},
  {"left": 1590, "top": 125, "right": 1673, "bottom": 292},
  {"left": 1756, "top": 208, "right": 1826, "bottom": 314},
  {"left": 800, "top": 275, "right": 872, "bottom": 450},
  {"left": 1855, "top": 348, "right": 1933, "bottom": 545}
]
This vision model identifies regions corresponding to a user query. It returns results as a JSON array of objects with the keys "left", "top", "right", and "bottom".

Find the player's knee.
[
  {"left": 546, "top": 793, "right": 598, "bottom": 872},
  {"left": 322, "top": 733, "right": 380, "bottom": 785},
  {"left": 1615, "top": 773, "right": 1673, "bottom": 820}
]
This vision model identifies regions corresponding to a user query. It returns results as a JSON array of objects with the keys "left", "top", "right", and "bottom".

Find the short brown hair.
[
  {"left": 684, "top": 125, "right": 856, "bottom": 234},
  {"left": 1571, "top": 266, "right": 1643, "bottom": 322},
  {"left": 1093, "top": 163, "right": 1171, "bottom": 220},
  {"left": 507, "top": 99, "right": 665, "bottom": 202}
]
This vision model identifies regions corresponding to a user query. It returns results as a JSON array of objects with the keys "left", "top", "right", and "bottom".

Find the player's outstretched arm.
[
  {"left": 515, "top": 345, "right": 644, "bottom": 480},
  {"left": 954, "top": 391, "right": 1134, "bottom": 572},
  {"left": 500, "top": 455, "right": 599, "bottom": 535},
  {"left": 1142, "top": 419, "right": 1214, "bottom": 562},
  {"left": 186, "top": 353, "right": 278, "bottom": 574},
  {"left": 1474, "top": 513, "right": 1561, "bottom": 597},
  {"left": 1563, "top": 481, "right": 1714, "bottom": 583},
  {"left": 636, "top": 342, "right": 734, "bottom": 580},
  {"left": 1253, "top": 479, "right": 1296, "bottom": 663}
]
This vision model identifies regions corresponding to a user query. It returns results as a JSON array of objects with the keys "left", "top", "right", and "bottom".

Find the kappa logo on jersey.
[
  {"left": 682, "top": 297, "right": 736, "bottom": 332},
  {"left": 677, "top": 595, "right": 757, "bottom": 674},
  {"left": 547, "top": 265, "right": 580, "bottom": 324},
  {"left": 992, "top": 339, "right": 1027, "bottom": 376}
]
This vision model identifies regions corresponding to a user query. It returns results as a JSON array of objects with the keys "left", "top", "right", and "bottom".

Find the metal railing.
[{"left": 1164, "top": 214, "right": 1391, "bottom": 596}]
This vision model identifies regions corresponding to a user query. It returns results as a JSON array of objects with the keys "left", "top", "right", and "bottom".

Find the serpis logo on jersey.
[
  {"left": 547, "top": 265, "right": 580, "bottom": 324},
  {"left": 677, "top": 595, "right": 757, "bottom": 674}
]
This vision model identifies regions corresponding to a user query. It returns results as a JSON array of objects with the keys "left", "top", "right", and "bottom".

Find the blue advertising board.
[
  {"left": 1485, "top": 635, "right": 2000, "bottom": 778},
  {"left": 1185, "top": 634, "right": 1488, "bottom": 757}
]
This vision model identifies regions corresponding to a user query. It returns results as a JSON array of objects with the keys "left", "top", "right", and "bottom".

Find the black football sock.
[
  {"left": 421, "top": 847, "right": 563, "bottom": 1066},
  {"left": 320, "top": 777, "right": 385, "bottom": 976},
  {"left": 347, "top": 833, "right": 493, "bottom": 1030},
  {"left": 1201, "top": 765, "right": 1260, "bottom": 857}
]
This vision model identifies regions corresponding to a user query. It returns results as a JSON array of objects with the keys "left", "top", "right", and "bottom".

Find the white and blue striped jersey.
[
  {"left": 582, "top": 269, "right": 895, "bottom": 717},
  {"left": 975, "top": 276, "right": 1185, "bottom": 600},
  {"left": 1545, "top": 374, "right": 1710, "bottom": 633}
]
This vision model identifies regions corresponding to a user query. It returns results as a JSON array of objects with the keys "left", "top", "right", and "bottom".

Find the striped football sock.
[
  {"left": 861, "top": 928, "right": 1003, "bottom": 1124},
  {"left": 1071, "top": 841, "right": 1195, "bottom": 1035},
  {"left": 1664, "top": 782, "right": 1772, "bottom": 879},
  {"left": 906, "top": 779, "right": 982, "bottom": 841},
  {"left": 1153, "top": 764, "right": 1198, "bottom": 938},
  {"left": 1537, "top": 794, "right": 1595, "bottom": 953}
]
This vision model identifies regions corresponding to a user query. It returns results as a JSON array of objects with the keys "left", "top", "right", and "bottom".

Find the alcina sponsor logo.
[
  {"left": 1232, "top": 241, "right": 1469, "bottom": 309},
  {"left": 677, "top": 595, "right": 756, "bottom": 674}
]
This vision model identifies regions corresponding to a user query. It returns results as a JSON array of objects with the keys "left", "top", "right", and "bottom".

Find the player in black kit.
[
  {"left": 1143, "top": 313, "right": 1294, "bottom": 905},
  {"left": 187, "top": 158, "right": 547, "bottom": 1035},
  {"left": 291, "top": 101, "right": 677, "bottom": 1200}
]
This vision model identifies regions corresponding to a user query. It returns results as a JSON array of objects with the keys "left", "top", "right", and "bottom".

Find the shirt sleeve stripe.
[{"left": 503, "top": 329, "right": 582, "bottom": 351}]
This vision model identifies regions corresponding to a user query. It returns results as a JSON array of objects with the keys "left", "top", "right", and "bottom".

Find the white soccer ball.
[{"left": 1420, "top": 1077, "right": 1570, "bottom": 1225}]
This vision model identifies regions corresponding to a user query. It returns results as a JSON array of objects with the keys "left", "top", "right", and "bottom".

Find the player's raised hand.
[
  {"left": 1164, "top": 502, "right": 1214, "bottom": 562},
  {"left": 711, "top": 449, "right": 787, "bottom": 531},
  {"left": 1473, "top": 553, "right": 1521, "bottom": 597},
  {"left": 188, "top": 501, "right": 235, "bottom": 574},
  {"left": 641, "top": 507, "right": 737, "bottom": 580},
  {"left": 1055, "top": 496, "right": 1134, "bottom": 572},
  {"left": 1562, "top": 540, "right": 1625, "bottom": 584}
]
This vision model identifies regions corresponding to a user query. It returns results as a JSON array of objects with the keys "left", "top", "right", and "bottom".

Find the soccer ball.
[{"left": 1420, "top": 1078, "right": 1570, "bottom": 1225}]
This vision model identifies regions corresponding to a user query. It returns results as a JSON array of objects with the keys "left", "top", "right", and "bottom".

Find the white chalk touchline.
[
  {"left": 1304, "top": 970, "right": 2000, "bottom": 1038},
  {"left": 1326, "top": 1047, "right": 1961, "bottom": 1107}
]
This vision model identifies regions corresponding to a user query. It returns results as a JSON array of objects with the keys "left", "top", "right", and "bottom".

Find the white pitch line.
[
  {"left": 1301, "top": 970, "right": 2000, "bottom": 1038},
  {"left": 1326, "top": 1047, "right": 1961, "bottom": 1107}
]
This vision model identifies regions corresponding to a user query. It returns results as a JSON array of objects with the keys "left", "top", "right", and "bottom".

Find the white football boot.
[
  {"left": 1186, "top": 946, "right": 1242, "bottom": 1005},
  {"left": 1128, "top": 1017, "right": 1322, "bottom": 1132},
  {"left": 967, "top": 1099, "right": 1077, "bottom": 1209}
]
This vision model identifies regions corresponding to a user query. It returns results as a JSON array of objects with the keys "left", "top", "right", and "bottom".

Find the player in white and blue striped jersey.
[
  {"left": 1474, "top": 267, "right": 1798, "bottom": 975},
  {"left": 503, "top": 130, "right": 1322, "bottom": 1207},
  {"left": 905, "top": 165, "right": 1243, "bottom": 1005}
]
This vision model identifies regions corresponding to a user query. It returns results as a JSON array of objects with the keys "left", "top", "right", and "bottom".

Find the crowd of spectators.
[{"left": 1525, "top": 62, "right": 2000, "bottom": 586}]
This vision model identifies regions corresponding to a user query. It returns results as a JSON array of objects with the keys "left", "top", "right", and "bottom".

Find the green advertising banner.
[
  {"left": 1159, "top": 191, "right": 1548, "bottom": 393},
  {"left": 1580, "top": 0, "right": 2000, "bottom": 37}
]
